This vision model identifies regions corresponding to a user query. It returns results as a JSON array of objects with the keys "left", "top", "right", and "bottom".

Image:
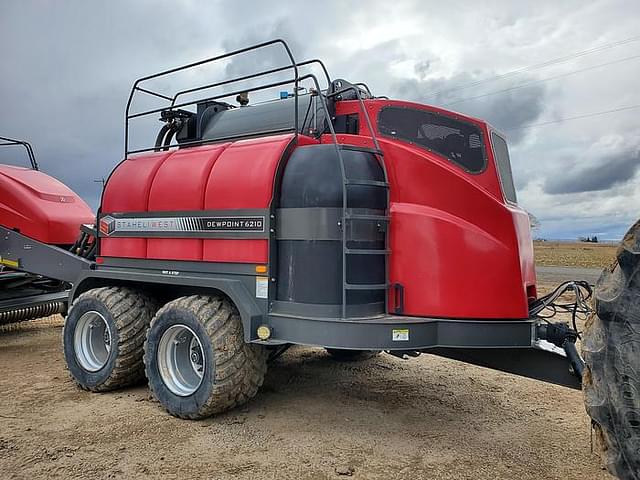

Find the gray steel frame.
[
  {"left": 0, "top": 226, "right": 91, "bottom": 321},
  {"left": 0, "top": 226, "right": 92, "bottom": 283},
  {"left": 70, "top": 257, "right": 535, "bottom": 350},
  {"left": 428, "top": 345, "right": 581, "bottom": 389},
  {"left": 263, "top": 312, "right": 534, "bottom": 349}
]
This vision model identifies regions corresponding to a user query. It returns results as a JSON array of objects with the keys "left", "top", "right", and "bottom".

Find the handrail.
[
  {"left": 0, "top": 136, "right": 39, "bottom": 170},
  {"left": 126, "top": 72, "right": 338, "bottom": 157},
  {"left": 128, "top": 76, "right": 300, "bottom": 120},
  {"left": 354, "top": 82, "right": 373, "bottom": 96},
  {"left": 124, "top": 39, "right": 301, "bottom": 158},
  {"left": 327, "top": 83, "right": 382, "bottom": 152},
  {"left": 169, "top": 58, "right": 331, "bottom": 107}
]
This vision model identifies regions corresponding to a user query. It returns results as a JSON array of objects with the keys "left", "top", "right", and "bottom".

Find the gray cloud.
[
  {"left": 414, "top": 60, "right": 431, "bottom": 80},
  {"left": 544, "top": 148, "right": 640, "bottom": 194},
  {"left": 222, "top": 20, "right": 306, "bottom": 78}
]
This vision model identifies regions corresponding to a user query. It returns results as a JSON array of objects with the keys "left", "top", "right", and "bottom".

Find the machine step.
[
  {"left": 345, "top": 248, "right": 390, "bottom": 255},
  {"left": 344, "top": 283, "right": 388, "bottom": 290},
  {"left": 345, "top": 179, "right": 389, "bottom": 188},
  {"left": 344, "top": 214, "right": 390, "bottom": 221}
]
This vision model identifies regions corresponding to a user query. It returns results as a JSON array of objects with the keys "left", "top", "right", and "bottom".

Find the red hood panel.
[
  {"left": 0, "top": 164, "right": 94, "bottom": 245},
  {"left": 0, "top": 165, "right": 78, "bottom": 202}
]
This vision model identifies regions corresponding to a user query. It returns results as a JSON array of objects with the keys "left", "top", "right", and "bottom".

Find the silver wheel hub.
[
  {"left": 74, "top": 311, "right": 111, "bottom": 372},
  {"left": 157, "top": 324, "right": 205, "bottom": 396}
]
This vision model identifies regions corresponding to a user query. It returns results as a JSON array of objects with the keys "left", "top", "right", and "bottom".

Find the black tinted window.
[
  {"left": 378, "top": 106, "right": 486, "bottom": 173},
  {"left": 491, "top": 132, "right": 517, "bottom": 204}
]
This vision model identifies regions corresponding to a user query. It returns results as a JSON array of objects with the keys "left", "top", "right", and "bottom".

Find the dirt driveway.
[{"left": 0, "top": 308, "right": 611, "bottom": 480}]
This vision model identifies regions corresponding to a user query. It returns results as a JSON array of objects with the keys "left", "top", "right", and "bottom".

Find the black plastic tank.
[
  {"left": 176, "top": 94, "right": 327, "bottom": 145},
  {"left": 276, "top": 144, "right": 386, "bottom": 316}
]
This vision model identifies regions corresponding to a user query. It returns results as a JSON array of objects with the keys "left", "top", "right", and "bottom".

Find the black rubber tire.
[
  {"left": 583, "top": 219, "right": 640, "bottom": 480},
  {"left": 63, "top": 286, "right": 156, "bottom": 392},
  {"left": 144, "top": 295, "right": 268, "bottom": 419},
  {"left": 325, "top": 348, "right": 381, "bottom": 362}
]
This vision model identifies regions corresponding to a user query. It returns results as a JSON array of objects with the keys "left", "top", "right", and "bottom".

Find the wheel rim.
[
  {"left": 74, "top": 311, "right": 111, "bottom": 372},
  {"left": 157, "top": 324, "right": 205, "bottom": 397}
]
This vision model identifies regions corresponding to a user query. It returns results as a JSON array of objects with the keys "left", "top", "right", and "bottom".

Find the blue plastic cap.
[{"left": 279, "top": 91, "right": 289, "bottom": 99}]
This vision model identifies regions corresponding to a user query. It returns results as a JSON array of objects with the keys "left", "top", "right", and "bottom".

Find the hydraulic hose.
[
  {"left": 563, "top": 341, "right": 584, "bottom": 381},
  {"left": 154, "top": 123, "right": 171, "bottom": 151},
  {"left": 537, "top": 322, "right": 585, "bottom": 382},
  {"left": 162, "top": 125, "right": 177, "bottom": 151}
]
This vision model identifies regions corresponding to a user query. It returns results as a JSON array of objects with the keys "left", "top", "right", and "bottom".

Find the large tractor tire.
[
  {"left": 583, "top": 220, "right": 640, "bottom": 480},
  {"left": 144, "top": 295, "right": 268, "bottom": 419},
  {"left": 63, "top": 286, "right": 156, "bottom": 392}
]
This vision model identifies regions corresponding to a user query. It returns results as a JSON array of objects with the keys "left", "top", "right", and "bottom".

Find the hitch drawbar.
[
  {"left": 537, "top": 322, "right": 585, "bottom": 381},
  {"left": 0, "top": 226, "right": 93, "bottom": 283}
]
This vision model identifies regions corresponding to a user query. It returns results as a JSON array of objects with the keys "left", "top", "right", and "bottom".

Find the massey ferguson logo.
[{"left": 99, "top": 216, "right": 116, "bottom": 235}]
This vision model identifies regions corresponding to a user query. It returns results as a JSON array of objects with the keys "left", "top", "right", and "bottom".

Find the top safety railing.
[
  {"left": 0, "top": 136, "right": 38, "bottom": 170},
  {"left": 124, "top": 39, "right": 334, "bottom": 158},
  {"left": 123, "top": 39, "right": 390, "bottom": 318}
]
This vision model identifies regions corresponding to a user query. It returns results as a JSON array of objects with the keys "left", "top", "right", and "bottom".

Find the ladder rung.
[
  {"left": 345, "top": 248, "right": 390, "bottom": 255},
  {"left": 344, "top": 283, "right": 388, "bottom": 290},
  {"left": 337, "top": 145, "right": 385, "bottom": 157},
  {"left": 344, "top": 214, "right": 390, "bottom": 222},
  {"left": 345, "top": 179, "right": 389, "bottom": 188}
]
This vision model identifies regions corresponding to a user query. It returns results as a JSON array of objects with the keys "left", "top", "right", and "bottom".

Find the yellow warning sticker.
[
  {"left": 392, "top": 329, "right": 409, "bottom": 341},
  {"left": 0, "top": 256, "right": 19, "bottom": 268}
]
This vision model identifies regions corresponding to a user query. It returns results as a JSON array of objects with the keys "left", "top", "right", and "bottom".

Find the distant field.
[{"left": 533, "top": 241, "right": 617, "bottom": 268}]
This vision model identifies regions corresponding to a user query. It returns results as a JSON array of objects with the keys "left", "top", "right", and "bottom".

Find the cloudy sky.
[{"left": 1, "top": 0, "right": 639, "bottom": 240}]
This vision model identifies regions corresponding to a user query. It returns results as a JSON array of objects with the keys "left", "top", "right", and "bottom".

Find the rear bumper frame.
[
  {"left": 257, "top": 312, "right": 581, "bottom": 390},
  {"left": 259, "top": 313, "right": 535, "bottom": 350}
]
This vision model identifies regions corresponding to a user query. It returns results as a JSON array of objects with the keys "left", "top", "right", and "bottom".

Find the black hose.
[
  {"left": 78, "top": 232, "right": 89, "bottom": 254},
  {"left": 536, "top": 322, "right": 585, "bottom": 382},
  {"left": 154, "top": 124, "right": 171, "bottom": 151},
  {"left": 84, "top": 242, "right": 97, "bottom": 260},
  {"left": 563, "top": 341, "right": 585, "bottom": 381},
  {"left": 162, "top": 125, "right": 176, "bottom": 151}
]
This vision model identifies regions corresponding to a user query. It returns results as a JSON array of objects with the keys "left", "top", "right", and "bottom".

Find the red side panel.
[
  {"left": 100, "top": 151, "right": 171, "bottom": 258},
  {"left": 0, "top": 165, "right": 94, "bottom": 245},
  {"left": 329, "top": 100, "right": 534, "bottom": 319},
  {"left": 381, "top": 138, "right": 529, "bottom": 319},
  {"left": 203, "top": 135, "right": 294, "bottom": 263},
  {"left": 201, "top": 239, "right": 269, "bottom": 264},
  {"left": 205, "top": 135, "right": 292, "bottom": 208},
  {"left": 100, "top": 134, "right": 297, "bottom": 264},
  {"left": 147, "top": 144, "right": 230, "bottom": 261}
]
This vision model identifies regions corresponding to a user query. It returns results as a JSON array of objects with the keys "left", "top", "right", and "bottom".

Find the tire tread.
[
  {"left": 65, "top": 286, "right": 156, "bottom": 392},
  {"left": 583, "top": 220, "right": 640, "bottom": 480},
  {"left": 144, "top": 295, "right": 267, "bottom": 419}
]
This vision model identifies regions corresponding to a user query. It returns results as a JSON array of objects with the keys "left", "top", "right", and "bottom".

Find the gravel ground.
[{"left": 0, "top": 308, "right": 611, "bottom": 480}]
